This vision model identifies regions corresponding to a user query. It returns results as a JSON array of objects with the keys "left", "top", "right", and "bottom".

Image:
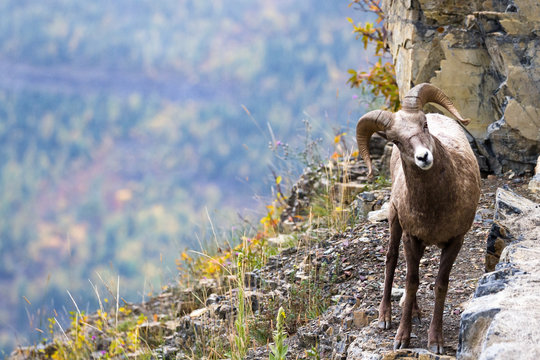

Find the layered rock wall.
[{"left": 382, "top": 0, "right": 540, "bottom": 174}]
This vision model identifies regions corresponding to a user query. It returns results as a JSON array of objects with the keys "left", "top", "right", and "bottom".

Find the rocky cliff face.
[
  {"left": 458, "top": 188, "right": 540, "bottom": 359},
  {"left": 382, "top": 0, "right": 540, "bottom": 174}
]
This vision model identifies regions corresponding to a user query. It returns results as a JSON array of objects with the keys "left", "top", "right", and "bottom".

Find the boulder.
[
  {"left": 485, "top": 187, "right": 537, "bottom": 271},
  {"left": 382, "top": 0, "right": 540, "bottom": 174},
  {"left": 367, "top": 202, "right": 390, "bottom": 223},
  {"left": 457, "top": 189, "right": 540, "bottom": 359},
  {"left": 351, "top": 190, "right": 390, "bottom": 221}
]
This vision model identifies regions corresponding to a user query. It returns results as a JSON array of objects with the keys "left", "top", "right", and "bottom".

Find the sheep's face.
[{"left": 386, "top": 111, "right": 434, "bottom": 171}]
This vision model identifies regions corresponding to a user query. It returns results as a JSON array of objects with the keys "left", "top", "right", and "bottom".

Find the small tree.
[{"left": 347, "top": 0, "right": 399, "bottom": 111}]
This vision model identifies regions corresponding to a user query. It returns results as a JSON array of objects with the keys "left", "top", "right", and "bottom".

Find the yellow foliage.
[
  {"left": 334, "top": 132, "right": 347, "bottom": 144},
  {"left": 180, "top": 251, "right": 192, "bottom": 262},
  {"left": 347, "top": 0, "right": 400, "bottom": 111}
]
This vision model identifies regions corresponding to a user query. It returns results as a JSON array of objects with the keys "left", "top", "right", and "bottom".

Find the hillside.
[
  {"left": 9, "top": 152, "right": 538, "bottom": 359},
  {"left": 0, "top": 1, "right": 379, "bottom": 353}
]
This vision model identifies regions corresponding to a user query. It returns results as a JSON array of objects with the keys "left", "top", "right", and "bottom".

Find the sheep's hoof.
[
  {"left": 428, "top": 343, "right": 445, "bottom": 355},
  {"left": 377, "top": 309, "right": 392, "bottom": 329},
  {"left": 378, "top": 320, "right": 391, "bottom": 329},
  {"left": 393, "top": 338, "right": 410, "bottom": 350}
]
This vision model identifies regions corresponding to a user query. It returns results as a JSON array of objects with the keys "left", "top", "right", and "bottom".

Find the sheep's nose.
[
  {"left": 414, "top": 148, "right": 433, "bottom": 170},
  {"left": 416, "top": 152, "right": 429, "bottom": 162}
]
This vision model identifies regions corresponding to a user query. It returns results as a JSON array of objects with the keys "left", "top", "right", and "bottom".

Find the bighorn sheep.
[{"left": 356, "top": 83, "right": 481, "bottom": 354}]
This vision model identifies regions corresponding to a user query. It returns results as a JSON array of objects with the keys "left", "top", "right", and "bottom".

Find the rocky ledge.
[
  {"left": 9, "top": 172, "right": 539, "bottom": 360},
  {"left": 458, "top": 188, "right": 540, "bottom": 360}
]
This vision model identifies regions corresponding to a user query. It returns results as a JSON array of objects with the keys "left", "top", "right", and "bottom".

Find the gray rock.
[
  {"left": 475, "top": 208, "right": 494, "bottom": 224},
  {"left": 458, "top": 305, "right": 501, "bottom": 358},
  {"left": 458, "top": 191, "right": 540, "bottom": 359},
  {"left": 243, "top": 272, "right": 261, "bottom": 289},
  {"left": 155, "top": 345, "right": 179, "bottom": 360},
  {"left": 382, "top": 0, "right": 540, "bottom": 174},
  {"left": 196, "top": 277, "right": 217, "bottom": 294},
  {"left": 205, "top": 293, "right": 224, "bottom": 306},
  {"left": 390, "top": 287, "right": 405, "bottom": 300},
  {"left": 494, "top": 187, "right": 536, "bottom": 220},
  {"left": 332, "top": 339, "right": 348, "bottom": 360},
  {"left": 359, "top": 192, "right": 376, "bottom": 202},
  {"left": 485, "top": 187, "right": 537, "bottom": 271},
  {"left": 367, "top": 202, "right": 390, "bottom": 222},
  {"left": 214, "top": 304, "right": 233, "bottom": 320},
  {"left": 352, "top": 192, "right": 376, "bottom": 219},
  {"left": 474, "top": 264, "right": 524, "bottom": 298},
  {"left": 297, "top": 327, "right": 319, "bottom": 348},
  {"left": 264, "top": 279, "right": 278, "bottom": 290},
  {"left": 245, "top": 290, "right": 263, "bottom": 312},
  {"left": 346, "top": 326, "right": 385, "bottom": 360}
]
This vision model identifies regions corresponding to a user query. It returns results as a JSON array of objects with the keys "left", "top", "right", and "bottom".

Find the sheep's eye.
[
  {"left": 423, "top": 122, "right": 429, "bottom": 131},
  {"left": 392, "top": 140, "right": 400, "bottom": 146}
]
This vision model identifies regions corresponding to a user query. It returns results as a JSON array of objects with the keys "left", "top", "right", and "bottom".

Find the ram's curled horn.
[
  {"left": 402, "top": 83, "right": 471, "bottom": 125},
  {"left": 356, "top": 109, "right": 393, "bottom": 178}
]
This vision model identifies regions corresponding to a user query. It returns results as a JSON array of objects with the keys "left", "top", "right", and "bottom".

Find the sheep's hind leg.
[
  {"left": 378, "top": 206, "right": 402, "bottom": 330},
  {"left": 412, "top": 294, "right": 421, "bottom": 324},
  {"left": 399, "top": 293, "right": 421, "bottom": 324},
  {"left": 394, "top": 234, "right": 425, "bottom": 350},
  {"left": 428, "top": 235, "right": 464, "bottom": 355}
]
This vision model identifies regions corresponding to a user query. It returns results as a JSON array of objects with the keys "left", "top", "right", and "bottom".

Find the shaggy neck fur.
[{"left": 400, "top": 138, "right": 456, "bottom": 215}]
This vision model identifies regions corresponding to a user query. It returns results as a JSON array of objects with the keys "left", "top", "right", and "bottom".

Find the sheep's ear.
[{"left": 376, "top": 131, "right": 388, "bottom": 140}]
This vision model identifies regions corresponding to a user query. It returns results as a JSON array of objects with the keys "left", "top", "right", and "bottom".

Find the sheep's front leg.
[
  {"left": 428, "top": 236, "right": 463, "bottom": 354},
  {"left": 378, "top": 206, "right": 402, "bottom": 329},
  {"left": 394, "top": 234, "right": 425, "bottom": 350}
]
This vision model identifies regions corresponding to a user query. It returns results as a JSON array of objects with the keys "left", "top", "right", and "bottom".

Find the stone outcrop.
[
  {"left": 458, "top": 188, "right": 540, "bottom": 359},
  {"left": 484, "top": 187, "right": 538, "bottom": 271},
  {"left": 382, "top": 0, "right": 540, "bottom": 174}
]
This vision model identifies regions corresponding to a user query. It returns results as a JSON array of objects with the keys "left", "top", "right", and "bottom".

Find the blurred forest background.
[{"left": 0, "top": 0, "right": 375, "bottom": 354}]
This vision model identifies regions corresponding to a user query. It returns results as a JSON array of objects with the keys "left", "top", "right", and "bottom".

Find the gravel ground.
[{"left": 249, "top": 174, "right": 536, "bottom": 359}]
